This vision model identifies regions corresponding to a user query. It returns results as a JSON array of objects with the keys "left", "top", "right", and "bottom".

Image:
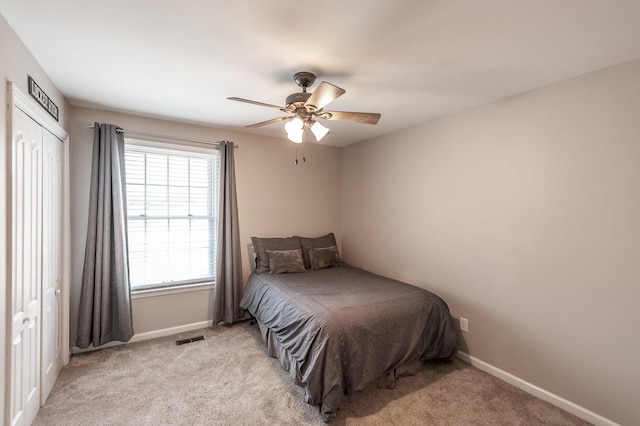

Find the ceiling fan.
[{"left": 228, "top": 71, "right": 381, "bottom": 143}]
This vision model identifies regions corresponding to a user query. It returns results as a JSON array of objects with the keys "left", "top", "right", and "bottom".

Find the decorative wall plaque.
[{"left": 28, "top": 76, "right": 59, "bottom": 121}]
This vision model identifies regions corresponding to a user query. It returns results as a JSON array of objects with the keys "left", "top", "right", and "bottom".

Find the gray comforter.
[{"left": 239, "top": 265, "right": 457, "bottom": 420}]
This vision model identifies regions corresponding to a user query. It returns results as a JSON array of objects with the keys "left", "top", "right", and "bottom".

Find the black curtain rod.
[{"left": 88, "top": 124, "right": 238, "bottom": 148}]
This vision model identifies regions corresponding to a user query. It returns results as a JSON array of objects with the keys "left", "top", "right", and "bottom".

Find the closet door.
[
  {"left": 9, "top": 105, "right": 43, "bottom": 426},
  {"left": 40, "top": 129, "right": 63, "bottom": 401}
]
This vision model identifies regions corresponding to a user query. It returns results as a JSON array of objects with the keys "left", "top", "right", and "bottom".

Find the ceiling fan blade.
[
  {"left": 323, "top": 110, "right": 381, "bottom": 125},
  {"left": 245, "top": 116, "right": 291, "bottom": 128},
  {"left": 227, "top": 97, "right": 285, "bottom": 111},
  {"left": 305, "top": 81, "right": 345, "bottom": 111}
]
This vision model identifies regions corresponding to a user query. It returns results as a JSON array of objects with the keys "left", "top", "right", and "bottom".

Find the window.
[{"left": 124, "top": 140, "right": 219, "bottom": 291}]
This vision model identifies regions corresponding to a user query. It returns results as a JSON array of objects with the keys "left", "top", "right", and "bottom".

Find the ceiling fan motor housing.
[{"left": 286, "top": 92, "right": 312, "bottom": 108}]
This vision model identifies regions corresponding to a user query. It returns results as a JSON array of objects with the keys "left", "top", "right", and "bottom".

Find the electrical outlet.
[{"left": 460, "top": 317, "right": 469, "bottom": 333}]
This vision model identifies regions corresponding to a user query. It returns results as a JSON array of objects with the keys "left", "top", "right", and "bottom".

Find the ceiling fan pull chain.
[{"left": 293, "top": 144, "right": 305, "bottom": 165}]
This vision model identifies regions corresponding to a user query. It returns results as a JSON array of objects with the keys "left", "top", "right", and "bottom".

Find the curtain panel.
[
  {"left": 76, "top": 122, "right": 134, "bottom": 348},
  {"left": 212, "top": 141, "right": 243, "bottom": 325}
]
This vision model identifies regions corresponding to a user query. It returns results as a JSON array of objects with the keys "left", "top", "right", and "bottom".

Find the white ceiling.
[{"left": 3, "top": 1, "right": 640, "bottom": 147}]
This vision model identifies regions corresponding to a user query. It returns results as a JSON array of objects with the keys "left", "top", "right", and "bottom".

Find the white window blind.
[{"left": 124, "top": 142, "right": 219, "bottom": 290}]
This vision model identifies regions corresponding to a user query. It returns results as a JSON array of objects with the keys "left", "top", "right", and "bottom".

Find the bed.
[{"left": 239, "top": 234, "right": 457, "bottom": 421}]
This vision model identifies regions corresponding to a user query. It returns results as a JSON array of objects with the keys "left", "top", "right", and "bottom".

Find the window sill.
[{"left": 132, "top": 281, "right": 215, "bottom": 299}]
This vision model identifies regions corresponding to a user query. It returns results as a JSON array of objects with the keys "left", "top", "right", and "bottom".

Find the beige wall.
[
  {"left": 69, "top": 107, "right": 341, "bottom": 343},
  {"left": 1, "top": 15, "right": 71, "bottom": 422},
  {"left": 341, "top": 59, "right": 640, "bottom": 425}
]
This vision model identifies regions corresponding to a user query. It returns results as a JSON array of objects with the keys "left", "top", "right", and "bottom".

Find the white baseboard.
[
  {"left": 456, "top": 351, "right": 619, "bottom": 426},
  {"left": 129, "top": 321, "right": 212, "bottom": 343},
  {"left": 71, "top": 321, "right": 212, "bottom": 354}
]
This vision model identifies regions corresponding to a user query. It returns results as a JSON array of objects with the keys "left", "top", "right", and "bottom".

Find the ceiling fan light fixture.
[
  {"left": 287, "top": 130, "right": 303, "bottom": 143},
  {"left": 285, "top": 116, "right": 304, "bottom": 134},
  {"left": 285, "top": 116, "right": 304, "bottom": 143},
  {"left": 310, "top": 120, "right": 330, "bottom": 141}
]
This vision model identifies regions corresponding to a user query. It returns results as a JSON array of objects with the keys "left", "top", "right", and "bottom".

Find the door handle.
[
  {"left": 55, "top": 289, "right": 61, "bottom": 296},
  {"left": 23, "top": 315, "right": 32, "bottom": 323}
]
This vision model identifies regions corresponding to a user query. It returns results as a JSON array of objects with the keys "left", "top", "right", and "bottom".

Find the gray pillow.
[
  {"left": 308, "top": 246, "right": 342, "bottom": 270},
  {"left": 296, "top": 233, "right": 338, "bottom": 269},
  {"left": 267, "top": 249, "right": 306, "bottom": 274},
  {"left": 251, "top": 236, "right": 301, "bottom": 274}
]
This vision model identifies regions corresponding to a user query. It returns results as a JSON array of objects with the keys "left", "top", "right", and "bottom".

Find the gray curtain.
[
  {"left": 212, "top": 141, "right": 243, "bottom": 325},
  {"left": 76, "top": 122, "right": 134, "bottom": 348}
]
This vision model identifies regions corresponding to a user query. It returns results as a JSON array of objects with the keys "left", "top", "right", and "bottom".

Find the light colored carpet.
[{"left": 34, "top": 321, "right": 591, "bottom": 425}]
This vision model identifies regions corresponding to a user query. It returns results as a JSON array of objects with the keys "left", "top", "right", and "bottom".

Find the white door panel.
[
  {"left": 10, "top": 106, "right": 42, "bottom": 426},
  {"left": 41, "top": 129, "right": 63, "bottom": 401}
]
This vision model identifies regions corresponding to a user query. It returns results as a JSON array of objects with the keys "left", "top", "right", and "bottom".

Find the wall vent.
[{"left": 175, "top": 335, "right": 205, "bottom": 345}]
